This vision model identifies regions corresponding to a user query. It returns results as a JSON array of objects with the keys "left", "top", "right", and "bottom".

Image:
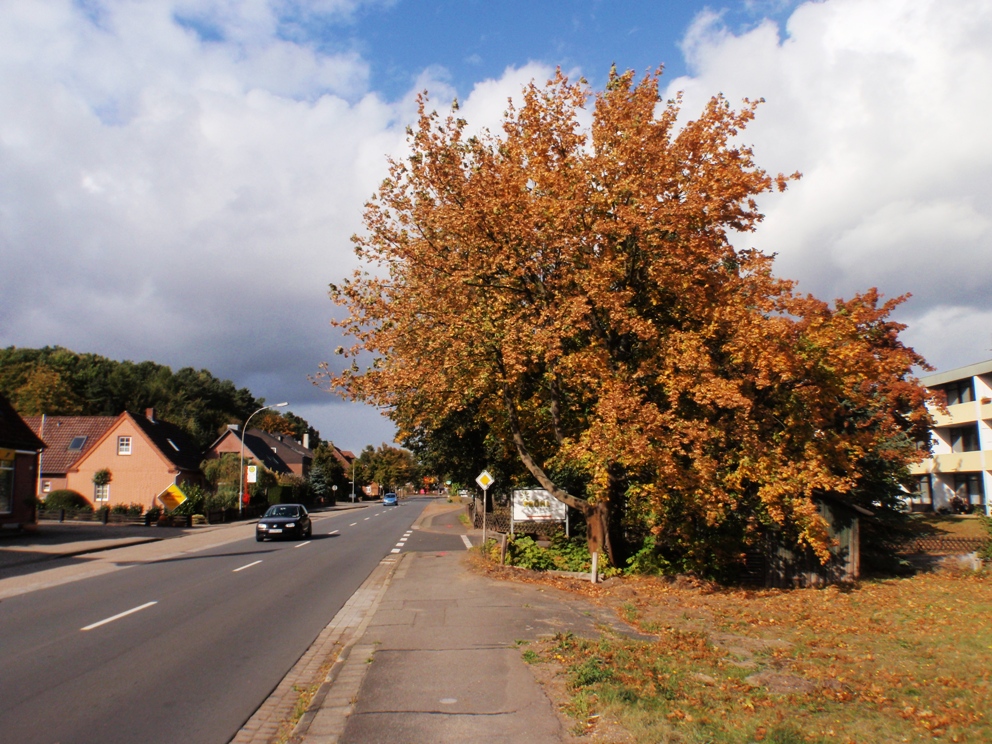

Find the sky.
[{"left": 2, "top": 0, "right": 991, "bottom": 453}]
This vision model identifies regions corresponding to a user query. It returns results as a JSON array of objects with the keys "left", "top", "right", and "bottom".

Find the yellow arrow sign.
[{"left": 158, "top": 483, "right": 187, "bottom": 511}]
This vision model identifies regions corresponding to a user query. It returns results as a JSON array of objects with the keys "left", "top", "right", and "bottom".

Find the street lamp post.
[
  {"left": 238, "top": 402, "right": 288, "bottom": 518},
  {"left": 350, "top": 461, "right": 358, "bottom": 503}
]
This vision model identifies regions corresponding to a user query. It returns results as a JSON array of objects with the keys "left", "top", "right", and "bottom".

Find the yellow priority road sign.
[
  {"left": 476, "top": 470, "right": 494, "bottom": 490},
  {"left": 158, "top": 483, "right": 187, "bottom": 511}
]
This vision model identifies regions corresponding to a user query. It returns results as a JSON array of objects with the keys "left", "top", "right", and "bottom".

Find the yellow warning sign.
[{"left": 158, "top": 483, "right": 187, "bottom": 511}]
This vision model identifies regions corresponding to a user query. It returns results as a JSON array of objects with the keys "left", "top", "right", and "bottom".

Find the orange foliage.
[{"left": 324, "top": 68, "right": 932, "bottom": 566}]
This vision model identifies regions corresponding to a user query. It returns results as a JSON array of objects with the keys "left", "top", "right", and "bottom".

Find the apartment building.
[{"left": 909, "top": 359, "right": 992, "bottom": 515}]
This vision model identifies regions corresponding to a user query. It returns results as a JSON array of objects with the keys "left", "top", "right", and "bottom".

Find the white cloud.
[
  {"left": 667, "top": 0, "right": 992, "bottom": 372},
  {"left": 0, "top": 0, "right": 570, "bottom": 447}
]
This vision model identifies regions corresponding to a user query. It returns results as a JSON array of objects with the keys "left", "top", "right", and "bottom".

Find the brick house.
[
  {"left": 205, "top": 427, "right": 315, "bottom": 478},
  {"left": 24, "top": 415, "right": 116, "bottom": 496},
  {"left": 0, "top": 394, "right": 46, "bottom": 530},
  {"left": 64, "top": 409, "right": 204, "bottom": 510}
]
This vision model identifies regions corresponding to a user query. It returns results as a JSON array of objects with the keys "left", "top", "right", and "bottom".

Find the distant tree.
[
  {"left": 253, "top": 411, "right": 296, "bottom": 437},
  {"left": 355, "top": 444, "right": 420, "bottom": 494},
  {"left": 0, "top": 346, "right": 319, "bottom": 453},
  {"left": 12, "top": 366, "right": 83, "bottom": 415}
]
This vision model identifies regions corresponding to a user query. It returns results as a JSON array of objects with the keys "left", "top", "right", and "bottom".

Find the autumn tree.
[
  {"left": 325, "top": 68, "right": 933, "bottom": 573},
  {"left": 354, "top": 444, "right": 420, "bottom": 494}
]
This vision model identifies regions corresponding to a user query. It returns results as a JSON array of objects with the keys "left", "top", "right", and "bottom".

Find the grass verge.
[{"left": 505, "top": 564, "right": 991, "bottom": 743}]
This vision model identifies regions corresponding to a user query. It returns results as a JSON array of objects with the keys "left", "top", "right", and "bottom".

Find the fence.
[
  {"left": 469, "top": 498, "right": 567, "bottom": 537},
  {"left": 37, "top": 505, "right": 268, "bottom": 526},
  {"left": 38, "top": 508, "right": 145, "bottom": 525},
  {"left": 899, "top": 536, "right": 989, "bottom": 554}
]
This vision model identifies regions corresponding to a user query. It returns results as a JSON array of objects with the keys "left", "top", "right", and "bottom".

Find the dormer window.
[{"left": 68, "top": 436, "right": 87, "bottom": 451}]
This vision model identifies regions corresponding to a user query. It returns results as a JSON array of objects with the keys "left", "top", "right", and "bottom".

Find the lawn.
[{"left": 504, "top": 564, "right": 992, "bottom": 743}]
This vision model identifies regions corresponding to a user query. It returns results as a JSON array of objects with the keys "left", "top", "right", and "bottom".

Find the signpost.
[
  {"left": 158, "top": 483, "right": 187, "bottom": 512},
  {"left": 510, "top": 489, "right": 567, "bottom": 535},
  {"left": 476, "top": 470, "right": 494, "bottom": 545}
]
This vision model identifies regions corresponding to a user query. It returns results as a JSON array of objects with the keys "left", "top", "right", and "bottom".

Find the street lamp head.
[{"left": 275, "top": 402, "right": 288, "bottom": 407}]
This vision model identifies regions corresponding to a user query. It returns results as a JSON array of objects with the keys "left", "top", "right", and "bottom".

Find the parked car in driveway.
[
  {"left": 256, "top": 503, "right": 312, "bottom": 541},
  {"left": 383, "top": 493, "right": 398, "bottom": 506}
]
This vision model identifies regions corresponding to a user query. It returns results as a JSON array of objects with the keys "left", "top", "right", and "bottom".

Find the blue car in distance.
[{"left": 383, "top": 493, "right": 398, "bottom": 506}]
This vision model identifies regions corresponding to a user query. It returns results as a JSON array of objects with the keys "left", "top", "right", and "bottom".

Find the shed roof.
[{"left": 0, "top": 395, "right": 46, "bottom": 451}]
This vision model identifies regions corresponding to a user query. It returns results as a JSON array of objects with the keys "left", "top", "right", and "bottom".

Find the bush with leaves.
[
  {"left": 42, "top": 489, "right": 91, "bottom": 511},
  {"left": 980, "top": 515, "right": 992, "bottom": 562}
]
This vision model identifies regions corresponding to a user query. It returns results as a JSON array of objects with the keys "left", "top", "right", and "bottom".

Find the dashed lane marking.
[
  {"left": 233, "top": 560, "right": 263, "bottom": 573},
  {"left": 82, "top": 601, "right": 158, "bottom": 631}
]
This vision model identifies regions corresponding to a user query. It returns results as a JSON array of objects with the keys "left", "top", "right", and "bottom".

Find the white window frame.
[
  {"left": 94, "top": 483, "right": 110, "bottom": 502},
  {"left": 117, "top": 436, "right": 132, "bottom": 455}
]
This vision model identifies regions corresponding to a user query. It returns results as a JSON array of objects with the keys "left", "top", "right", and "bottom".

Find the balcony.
[
  {"left": 931, "top": 401, "right": 980, "bottom": 426},
  {"left": 932, "top": 451, "right": 987, "bottom": 473}
]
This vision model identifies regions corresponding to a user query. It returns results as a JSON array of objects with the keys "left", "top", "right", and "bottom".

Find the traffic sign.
[{"left": 476, "top": 470, "right": 494, "bottom": 489}]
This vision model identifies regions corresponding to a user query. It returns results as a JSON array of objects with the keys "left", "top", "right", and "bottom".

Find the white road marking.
[
  {"left": 390, "top": 548, "right": 401, "bottom": 553},
  {"left": 233, "top": 560, "right": 263, "bottom": 572},
  {"left": 295, "top": 541, "right": 311, "bottom": 548},
  {"left": 364, "top": 517, "right": 370, "bottom": 521},
  {"left": 461, "top": 535, "right": 473, "bottom": 549},
  {"left": 328, "top": 530, "right": 340, "bottom": 536},
  {"left": 82, "top": 601, "right": 158, "bottom": 631},
  {"left": 349, "top": 523, "right": 357, "bottom": 527}
]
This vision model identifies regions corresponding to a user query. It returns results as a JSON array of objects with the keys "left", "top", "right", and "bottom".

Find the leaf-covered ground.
[{"left": 479, "top": 559, "right": 992, "bottom": 743}]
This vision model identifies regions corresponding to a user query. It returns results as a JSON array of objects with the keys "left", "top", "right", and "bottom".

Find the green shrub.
[
  {"left": 43, "top": 490, "right": 91, "bottom": 511},
  {"left": 980, "top": 516, "right": 992, "bottom": 561},
  {"left": 503, "top": 533, "right": 619, "bottom": 576},
  {"left": 625, "top": 535, "right": 675, "bottom": 575},
  {"left": 127, "top": 503, "right": 144, "bottom": 517},
  {"left": 111, "top": 503, "right": 129, "bottom": 515},
  {"left": 94, "top": 505, "right": 110, "bottom": 520},
  {"left": 145, "top": 506, "right": 162, "bottom": 523}
]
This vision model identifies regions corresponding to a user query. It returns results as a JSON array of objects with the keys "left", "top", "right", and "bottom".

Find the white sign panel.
[
  {"left": 512, "top": 489, "right": 567, "bottom": 522},
  {"left": 246, "top": 465, "right": 258, "bottom": 484}
]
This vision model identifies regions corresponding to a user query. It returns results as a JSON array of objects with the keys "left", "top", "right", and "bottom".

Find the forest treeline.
[{"left": 0, "top": 346, "right": 317, "bottom": 450}]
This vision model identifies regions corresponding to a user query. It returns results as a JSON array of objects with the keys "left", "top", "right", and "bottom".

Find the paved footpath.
[{"left": 235, "top": 502, "right": 638, "bottom": 744}]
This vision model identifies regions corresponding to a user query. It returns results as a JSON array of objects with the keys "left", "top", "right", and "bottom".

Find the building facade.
[
  {"left": 0, "top": 395, "right": 46, "bottom": 530},
  {"left": 909, "top": 359, "right": 992, "bottom": 515},
  {"left": 64, "top": 409, "right": 204, "bottom": 509}
]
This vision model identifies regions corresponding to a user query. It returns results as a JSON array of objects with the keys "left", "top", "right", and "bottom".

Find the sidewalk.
[{"left": 264, "top": 503, "right": 637, "bottom": 744}]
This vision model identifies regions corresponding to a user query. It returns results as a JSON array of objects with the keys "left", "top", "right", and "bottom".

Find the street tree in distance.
[{"left": 325, "top": 68, "right": 934, "bottom": 574}]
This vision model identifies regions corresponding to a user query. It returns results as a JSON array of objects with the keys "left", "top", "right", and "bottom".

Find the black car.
[{"left": 256, "top": 503, "right": 312, "bottom": 541}]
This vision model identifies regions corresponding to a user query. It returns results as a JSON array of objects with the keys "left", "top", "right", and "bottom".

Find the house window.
[
  {"left": 949, "top": 425, "right": 980, "bottom": 453},
  {"left": 940, "top": 379, "right": 975, "bottom": 406},
  {"left": 913, "top": 476, "right": 932, "bottom": 505},
  {"left": 94, "top": 483, "right": 110, "bottom": 502},
  {"left": 0, "top": 453, "right": 14, "bottom": 514},
  {"left": 953, "top": 473, "right": 985, "bottom": 506},
  {"left": 68, "top": 436, "right": 87, "bottom": 451},
  {"left": 42, "top": 480, "right": 51, "bottom": 493},
  {"left": 117, "top": 436, "right": 132, "bottom": 455}
]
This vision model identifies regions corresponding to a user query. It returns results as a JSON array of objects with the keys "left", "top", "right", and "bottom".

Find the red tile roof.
[{"left": 23, "top": 415, "right": 115, "bottom": 474}]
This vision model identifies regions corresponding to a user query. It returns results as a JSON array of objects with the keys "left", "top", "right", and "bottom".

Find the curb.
[{"left": 230, "top": 553, "right": 405, "bottom": 744}]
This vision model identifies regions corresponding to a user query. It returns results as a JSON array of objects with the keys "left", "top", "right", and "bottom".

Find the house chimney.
[
  {"left": 303, "top": 433, "right": 310, "bottom": 449},
  {"left": 146, "top": 408, "right": 155, "bottom": 423},
  {"left": 228, "top": 424, "right": 239, "bottom": 431}
]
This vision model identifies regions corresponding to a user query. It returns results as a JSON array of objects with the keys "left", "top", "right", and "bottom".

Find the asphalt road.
[{"left": 0, "top": 498, "right": 456, "bottom": 744}]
